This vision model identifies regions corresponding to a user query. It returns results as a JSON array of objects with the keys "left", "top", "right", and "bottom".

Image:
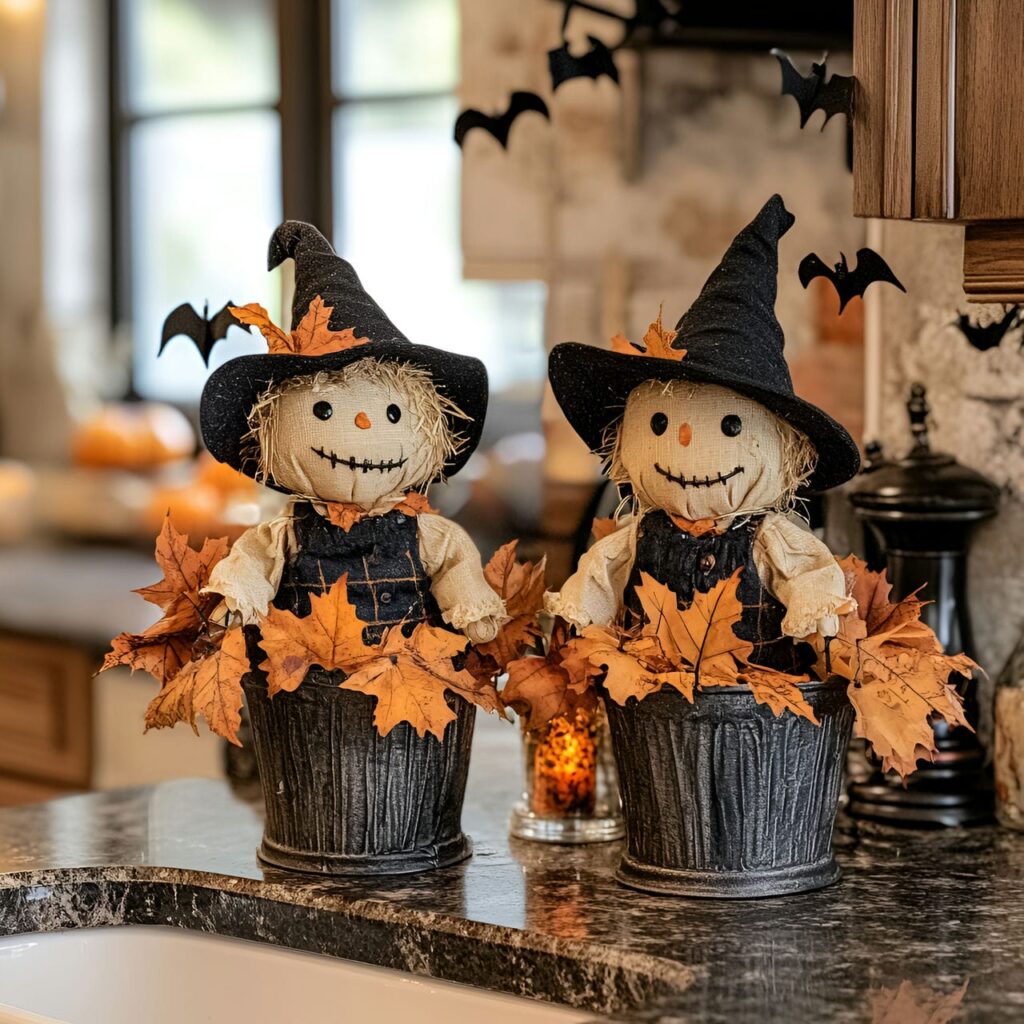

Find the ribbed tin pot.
[
  {"left": 604, "top": 681, "right": 853, "bottom": 898},
  {"left": 243, "top": 669, "right": 475, "bottom": 876}
]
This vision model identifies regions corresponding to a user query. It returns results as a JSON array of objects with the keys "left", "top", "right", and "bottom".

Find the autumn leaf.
[
  {"left": 738, "top": 665, "right": 819, "bottom": 724},
  {"left": 290, "top": 296, "right": 370, "bottom": 356},
  {"left": 474, "top": 540, "right": 547, "bottom": 671},
  {"left": 591, "top": 517, "right": 619, "bottom": 542},
  {"left": 340, "top": 623, "right": 496, "bottom": 740},
  {"left": 257, "top": 574, "right": 372, "bottom": 695},
  {"left": 609, "top": 307, "right": 685, "bottom": 361},
  {"left": 869, "top": 980, "right": 968, "bottom": 1024},
  {"left": 568, "top": 626, "right": 664, "bottom": 706},
  {"left": 144, "top": 626, "right": 249, "bottom": 746},
  {"left": 809, "top": 555, "right": 975, "bottom": 778},
  {"left": 134, "top": 516, "right": 229, "bottom": 631},
  {"left": 103, "top": 628, "right": 193, "bottom": 687},
  {"left": 634, "top": 570, "right": 749, "bottom": 684},
  {"left": 104, "top": 518, "right": 229, "bottom": 686},
  {"left": 231, "top": 296, "right": 369, "bottom": 357},
  {"left": 229, "top": 303, "right": 291, "bottom": 352}
]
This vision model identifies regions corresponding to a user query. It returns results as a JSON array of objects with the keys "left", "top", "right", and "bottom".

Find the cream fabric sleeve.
[
  {"left": 544, "top": 517, "right": 638, "bottom": 629},
  {"left": 753, "top": 513, "right": 855, "bottom": 639},
  {"left": 417, "top": 514, "right": 506, "bottom": 644},
  {"left": 202, "top": 514, "right": 294, "bottom": 626}
]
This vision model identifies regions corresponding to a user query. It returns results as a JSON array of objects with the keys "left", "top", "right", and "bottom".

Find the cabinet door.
[
  {"left": 954, "top": 0, "right": 1024, "bottom": 221},
  {"left": 855, "top": 0, "right": 1024, "bottom": 222}
]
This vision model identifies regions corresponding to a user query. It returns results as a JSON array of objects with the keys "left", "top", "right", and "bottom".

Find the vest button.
[
  {"left": 699, "top": 553, "right": 716, "bottom": 573},
  {"left": 380, "top": 592, "right": 392, "bottom": 604}
]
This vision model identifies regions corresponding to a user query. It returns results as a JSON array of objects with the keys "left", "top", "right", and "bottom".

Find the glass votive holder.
[{"left": 509, "top": 705, "right": 624, "bottom": 844}]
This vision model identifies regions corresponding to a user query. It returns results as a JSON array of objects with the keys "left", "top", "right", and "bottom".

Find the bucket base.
[
  {"left": 257, "top": 832, "right": 473, "bottom": 877},
  {"left": 615, "top": 852, "right": 842, "bottom": 899}
]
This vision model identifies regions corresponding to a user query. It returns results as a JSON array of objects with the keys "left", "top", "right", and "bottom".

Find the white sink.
[{"left": 0, "top": 926, "right": 588, "bottom": 1024}]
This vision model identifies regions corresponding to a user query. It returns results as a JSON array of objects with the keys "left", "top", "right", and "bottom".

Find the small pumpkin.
[{"left": 72, "top": 403, "right": 195, "bottom": 470}]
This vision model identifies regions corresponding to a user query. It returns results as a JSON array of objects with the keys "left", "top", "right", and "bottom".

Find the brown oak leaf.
[
  {"left": 144, "top": 626, "right": 249, "bottom": 745},
  {"left": 474, "top": 540, "right": 547, "bottom": 671},
  {"left": 257, "top": 574, "right": 372, "bottom": 695},
  {"left": 340, "top": 623, "right": 496, "bottom": 740}
]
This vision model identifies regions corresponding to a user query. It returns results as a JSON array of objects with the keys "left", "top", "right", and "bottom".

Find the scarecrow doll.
[
  {"left": 546, "top": 195, "right": 861, "bottom": 670},
  {"left": 201, "top": 221, "right": 504, "bottom": 646}
]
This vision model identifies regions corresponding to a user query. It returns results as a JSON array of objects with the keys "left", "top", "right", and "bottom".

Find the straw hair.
[{"left": 242, "top": 357, "right": 469, "bottom": 490}]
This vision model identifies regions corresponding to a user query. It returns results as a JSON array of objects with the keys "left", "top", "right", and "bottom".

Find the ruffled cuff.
[
  {"left": 441, "top": 592, "right": 507, "bottom": 641},
  {"left": 543, "top": 590, "right": 592, "bottom": 630}
]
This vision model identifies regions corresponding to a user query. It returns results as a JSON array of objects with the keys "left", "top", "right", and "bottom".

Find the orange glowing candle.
[{"left": 530, "top": 709, "right": 598, "bottom": 816}]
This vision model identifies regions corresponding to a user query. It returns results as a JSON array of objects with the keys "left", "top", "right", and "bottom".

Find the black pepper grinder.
[{"left": 846, "top": 383, "right": 1000, "bottom": 827}]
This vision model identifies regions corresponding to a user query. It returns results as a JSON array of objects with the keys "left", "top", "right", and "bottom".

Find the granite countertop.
[{"left": 0, "top": 715, "right": 1021, "bottom": 1023}]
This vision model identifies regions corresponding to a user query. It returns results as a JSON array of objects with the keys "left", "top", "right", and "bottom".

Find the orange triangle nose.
[
  {"left": 678, "top": 423, "right": 692, "bottom": 446},
  {"left": 355, "top": 412, "right": 371, "bottom": 430}
]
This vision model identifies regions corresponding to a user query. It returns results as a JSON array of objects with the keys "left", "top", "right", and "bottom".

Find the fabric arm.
[
  {"left": 753, "top": 513, "right": 855, "bottom": 639},
  {"left": 417, "top": 515, "right": 506, "bottom": 643}
]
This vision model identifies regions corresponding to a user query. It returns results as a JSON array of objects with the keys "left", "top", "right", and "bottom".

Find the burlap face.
[
  {"left": 616, "top": 381, "right": 791, "bottom": 522},
  {"left": 267, "top": 373, "right": 436, "bottom": 506}
]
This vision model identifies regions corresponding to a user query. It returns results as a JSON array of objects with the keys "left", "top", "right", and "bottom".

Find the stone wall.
[
  {"left": 458, "top": 0, "right": 864, "bottom": 485},
  {"left": 872, "top": 218, "right": 1024, "bottom": 680}
]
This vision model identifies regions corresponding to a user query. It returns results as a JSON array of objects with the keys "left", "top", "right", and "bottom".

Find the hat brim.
[
  {"left": 548, "top": 343, "right": 860, "bottom": 492},
  {"left": 201, "top": 340, "right": 488, "bottom": 491}
]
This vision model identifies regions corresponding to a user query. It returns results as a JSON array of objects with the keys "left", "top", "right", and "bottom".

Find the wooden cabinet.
[
  {"left": 0, "top": 634, "right": 92, "bottom": 801},
  {"left": 854, "top": 0, "right": 1024, "bottom": 299}
]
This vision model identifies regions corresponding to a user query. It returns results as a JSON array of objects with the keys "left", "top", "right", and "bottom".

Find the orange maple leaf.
[
  {"left": 257, "top": 574, "right": 372, "bottom": 695},
  {"left": 341, "top": 623, "right": 500, "bottom": 740},
  {"left": 555, "top": 572, "right": 815, "bottom": 723},
  {"left": 590, "top": 517, "right": 619, "bottom": 542},
  {"left": 229, "top": 303, "right": 292, "bottom": 352},
  {"left": 289, "top": 296, "right": 370, "bottom": 356},
  {"left": 609, "top": 307, "right": 685, "bottom": 361},
  {"left": 144, "top": 626, "right": 249, "bottom": 745},
  {"left": 104, "top": 518, "right": 229, "bottom": 685},
  {"left": 231, "top": 296, "right": 370, "bottom": 356},
  {"left": 325, "top": 491, "right": 438, "bottom": 533},
  {"left": 808, "top": 555, "right": 975, "bottom": 778},
  {"left": 474, "top": 540, "right": 547, "bottom": 672}
]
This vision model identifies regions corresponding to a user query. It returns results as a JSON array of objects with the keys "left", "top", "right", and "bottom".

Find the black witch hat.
[
  {"left": 200, "top": 221, "right": 488, "bottom": 487},
  {"left": 548, "top": 195, "right": 860, "bottom": 491}
]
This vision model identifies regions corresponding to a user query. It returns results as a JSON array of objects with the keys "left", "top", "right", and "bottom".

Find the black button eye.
[
  {"left": 312, "top": 401, "right": 333, "bottom": 421},
  {"left": 386, "top": 404, "right": 402, "bottom": 424},
  {"left": 721, "top": 414, "right": 742, "bottom": 437},
  {"left": 650, "top": 412, "right": 668, "bottom": 436}
]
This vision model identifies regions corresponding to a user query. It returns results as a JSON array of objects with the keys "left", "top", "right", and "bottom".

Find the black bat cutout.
[
  {"left": 798, "top": 248, "right": 906, "bottom": 313},
  {"left": 954, "top": 305, "right": 1023, "bottom": 352},
  {"left": 549, "top": 35, "right": 619, "bottom": 90},
  {"left": 159, "top": 301, "right": 250, "bottom": 365},
  {"left": 771, "top": 49, "right": 854, "bottom": 129},
  {"left": 454, "top": 92, "right": 550, "bottom": 149}
]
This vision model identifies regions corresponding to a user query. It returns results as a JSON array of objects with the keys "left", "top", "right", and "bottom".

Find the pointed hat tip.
[
  {"left": 759, "top": 194, "right": 795, "bottom": 237},
  {"left": 267, "top": 220, "right": 336, "bottom": 272}
]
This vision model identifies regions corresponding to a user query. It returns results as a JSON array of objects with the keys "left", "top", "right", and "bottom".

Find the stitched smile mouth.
[
  {"left": 311, "top": 447, "right": 408, "bottom": 474},
  {"left": 653, "top": 464, "right": 745, "bottom": 489}
]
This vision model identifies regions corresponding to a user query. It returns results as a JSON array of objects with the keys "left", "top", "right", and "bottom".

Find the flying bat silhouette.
[
  {"left": 771, "top": 49, "right": 854, "bottom": 129},
  {"left": 548, "top": 36, "right": 620, "bottom": 90},
  {"left": 159, "top": 301, "right": 250, "bottom": 365},
  {"left": 454, "top": 92, "right": 550, "bottom": 149},
  {"left": 798, "top": 249, "right": 906, "bottom": 313},
  {"left": 954, "top": 305, "right": 1023, "bottom": 352}
]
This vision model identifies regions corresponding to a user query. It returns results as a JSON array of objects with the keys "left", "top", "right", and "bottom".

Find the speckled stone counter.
[{"left": 0, "top": 716, "right": 1021, "bottom": 1022}]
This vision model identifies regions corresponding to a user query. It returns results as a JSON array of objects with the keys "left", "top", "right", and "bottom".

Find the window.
[
  {"left": 114, "top": 0, "right": 284, "bottom": 402},
  {"left": 115, "top": 0, "right": 545, "bottom": 410}
]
